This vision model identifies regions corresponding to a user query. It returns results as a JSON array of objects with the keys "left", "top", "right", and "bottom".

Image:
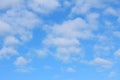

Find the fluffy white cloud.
[
  {"left": 44, "top": 37, "right": 80, "bottom": 47},
  {"left": 0, "top": 20, "right": 13, "bottom": 37},
  {"left": 2, "top": 8, "right": 40, "bottom": 29},
  {"left": 43, "top": 18, "right": 96, "bottom": 62},
  {"left": 14, "top": 56, "right": 33, "bottom": 72},
  {"left": 70, "top": 0, "right": 120, "bottom": 17},
  {"left": 0, "top": 7, "right": 40, "bottom": 42},
  {"left": 55, "top": 46, "right": 81, "bottom": 62},
  {"left": 70, "top": 0, "right": 104, "bottom": 15},
  {"left": 14, "top": 56, "right": 29, "bottom": 67},
  {"left": 0, "top": 5, "right": 41, "bottom": 60},
  {"left": 46, "top": 18, "right": 94, "bottom": 39},
  {"left": 0, "top": 47, "right": 18, "bottom": 59},
  {"left": 3, "top": 36, "right": 20, "bottom": 47},
  {"left": 28, "top": 0, "right": 60, "bottom": 14}
]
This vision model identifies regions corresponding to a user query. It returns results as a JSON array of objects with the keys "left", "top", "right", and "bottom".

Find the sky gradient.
[{"left": 0, "top": 0, "right": 120, "bottom": 80}]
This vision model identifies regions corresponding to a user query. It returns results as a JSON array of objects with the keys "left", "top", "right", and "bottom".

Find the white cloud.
[
  {"left": 3, "top": 36, "right": 20, "bottom": 47},
  {"left": 86, "top": 12, "right": 100, "bottom": 30},
  {"left": 46, "top": 18, "right": 94, "bottom": 39},
  {"left": 14, "top": 56, "right": 29, "bottom": 67},
  {"left": 70, "top": 0, "right": 120, "bottom": 17},
  {"left": 2, "top": 8, "right": 40, "bottom": 30},
  {"left": 43, "top": 18, "right": 95, "bottom": 62},
  {"left": 14, "top": 56, "right": 33, "bottom": 72},
  {"left": 0, "top": 20, "right": 13, "bottom": 37},
  {"left": 104, "top": 7, "right": 118, "bottom": 16},
  {"left": 55, "top": 46, "right": 82, "bottom": 62},
  {"left": 0, "top": 5, "right": 41, "bottom": 60},
  {"left": 89, "top": 57, "right": 112, "bottom": 68},
  {"left": 0, "top": 0, "right": 22, "bottom": 9},
  {"left": 66, "top": 67, "right": 76, "bottom": 73},
  {"left": 0, "top": 47, "right": 18, "bottom": 59},
  {"left": 28, "top": 0, "right": 60, "bottom": 14},
  {"left": 70, "top": 0, "right": 104, "bottom": 15},
  {"left": 44, "top": 37, "right": 80, "bottom": 47},
  {"left": 70, "top": 0, "right": 90, "bottom": 15},
  {"left": 0, "top": 6, "right": 41, "bottom": 42}
]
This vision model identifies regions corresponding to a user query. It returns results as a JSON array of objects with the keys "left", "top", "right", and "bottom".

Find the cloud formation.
[
  {"left": 89, "top": 57, "right": 112, "bottom": 68},
  {"left": 28, "top": 0, "right": 60, "bottom": 14},
  {"left": 0, "top": 1, "right": 120, "bottom": 79}
]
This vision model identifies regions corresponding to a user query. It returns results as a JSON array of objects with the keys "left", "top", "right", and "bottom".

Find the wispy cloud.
[{"left": 89, "top": 57, "right": 113, "bottom": 68}]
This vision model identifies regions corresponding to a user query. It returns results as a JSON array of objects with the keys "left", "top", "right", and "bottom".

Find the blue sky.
[{"left": 0, "top": 0, "right": 120, "bottom": 80}]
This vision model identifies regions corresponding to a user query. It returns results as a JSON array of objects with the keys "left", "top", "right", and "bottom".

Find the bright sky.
[{"left": 0, "top": 0, "right": 120, "bottom": 80}]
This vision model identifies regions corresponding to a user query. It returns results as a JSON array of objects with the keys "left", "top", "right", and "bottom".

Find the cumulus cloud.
[
  {"left": 14, "top": 56, "right": 32, "bottom": 72},
  {"left": 45, "top": 18, "right": 94, "bottom": 39},
  {"left": 44, "top": 37, "right": 80, "bottom": 47},
  {"left": 14, "top": 56, "right": 29, "bottom": 67},
  {"left": 43, "top": 17, "right": 96, "bottom": 62},
  {"left": 3, "top": 36, "right": 20, "bottom": 47},
  {"left": 70, "top": 0, "right": 104, "bottom": 16},
  {"left": 0, "top": 4, "right": 41, "bottom": 60},
  {"left": 0, "top": 20, "right": 13, "bottom": 37},
  {"left": 0, "top": 47, "right": 18, "bottom": 59},
  {"left": 1, "top": 8, "right": 40, "bottom": 29},
  {"left": 28, "top": 0, "right": 60, "bottom": 14},
  {"left": 0, "top": 5, "right": 41, "bottom": 52}
]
